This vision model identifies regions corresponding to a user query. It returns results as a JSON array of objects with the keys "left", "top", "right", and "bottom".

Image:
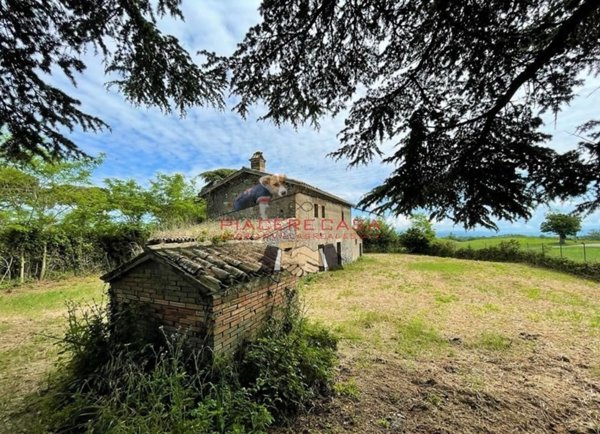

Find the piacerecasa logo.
[{"left": 218, "top": 217, "right": 382, "bottom": 239}]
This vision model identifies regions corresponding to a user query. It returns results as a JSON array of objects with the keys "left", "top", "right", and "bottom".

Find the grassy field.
[
  {"left": 288, "top": 254, "right": 600, "bottom": 433},
  {"left": 444, "top": 235, "right": 600, "bottom": 263},
  {"left": 1, "top": 256, "right": 599, "bottom": 433},
  {"left": 0, "top": 276, "right": 105, "bottom": 433}
]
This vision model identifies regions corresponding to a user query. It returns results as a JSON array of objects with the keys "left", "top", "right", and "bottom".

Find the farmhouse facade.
[
  {"left": 101, "top": 242, "right": 298, "bottom": 355},
  {"left": 101, "top": 153, "right": 364, "bottom": 355},
  {"left": 198, "top": 152, "right": 362, "bottom": 268}
]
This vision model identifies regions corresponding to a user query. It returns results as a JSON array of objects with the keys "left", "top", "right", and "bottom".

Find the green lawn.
[
  {"left": 1, "top": 257, "right": 599, "bottom": 433},
  {"left": 294, "top": 254, "right": 599, "bottom": 433},
  {"left": 0, "top": 276, "right": 105, "bottom": 432},
  {"left": 444, "top": 236, "right": 600, "bottom": 263}
]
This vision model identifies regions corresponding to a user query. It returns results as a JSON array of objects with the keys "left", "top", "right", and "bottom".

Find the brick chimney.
[{"left": 249, "top": 151, "right": 266, "bottom": 172}]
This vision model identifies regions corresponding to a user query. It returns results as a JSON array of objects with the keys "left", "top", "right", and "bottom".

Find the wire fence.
[{"left": 467, "top": 241, "right": 600, "bottom": 264}]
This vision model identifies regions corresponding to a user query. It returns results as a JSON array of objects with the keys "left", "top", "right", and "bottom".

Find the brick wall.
[
  {"left": 109, "top": 258, "right": 298, "bottom": 355},
  {"left": 109, "top": 260, "right": 213, "bottom": 347},
  {"left": 211, "top": 273, "right": 299, "bottom": 355}
]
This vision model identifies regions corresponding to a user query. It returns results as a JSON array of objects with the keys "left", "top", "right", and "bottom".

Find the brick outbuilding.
[{"left": 101, "top": 241, "right": 298, "bottom": 355}]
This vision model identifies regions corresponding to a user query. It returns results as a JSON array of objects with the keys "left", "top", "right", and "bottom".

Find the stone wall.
[
  {"left": 206, "top": 172, "right": 300, "bottom": 219},
  {"left": 205, "top": 173, "right": 355, "bottom": 224},
  {"left": 217, "top": 194, "right": 298, "bottom": 221},
  {"left": 293, "top": 192, "right": 351, "bottom": 226},
  {"left": 284, "top": 192, "right": 362, "bottom": 265}
]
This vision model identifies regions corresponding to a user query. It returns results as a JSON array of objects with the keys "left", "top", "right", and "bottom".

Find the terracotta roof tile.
[{"left": 101, "top": 242, "right": 283, "bottom": 293}]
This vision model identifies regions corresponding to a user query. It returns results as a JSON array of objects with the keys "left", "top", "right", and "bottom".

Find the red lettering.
[
  {"left": 288, "top": 218, "right": 300, "bottom": 230},
  {"left": 321, "top": 218, "right": 333, "bottom": 230},
  {"left": 258, "top": 218, "right": 271, "bottom": 231},
  {"left": 336, "top": 220, "right": 350, "bottom": 231},
  {"left": 303, "top": 219, "right": 315, "bottom": 231}
]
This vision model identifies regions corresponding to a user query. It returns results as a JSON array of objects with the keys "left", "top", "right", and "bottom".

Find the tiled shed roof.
[{"left": 101, "top": 242, "right": 282, "bottom": 293}]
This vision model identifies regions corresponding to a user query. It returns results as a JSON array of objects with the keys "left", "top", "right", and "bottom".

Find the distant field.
[{"left": 443, "top": 236, "right": 600, "bottom": 263}]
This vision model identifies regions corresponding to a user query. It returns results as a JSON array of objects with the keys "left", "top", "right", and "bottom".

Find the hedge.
[{"left": 427, "top": 239, "right": 600, "bottom": 282}]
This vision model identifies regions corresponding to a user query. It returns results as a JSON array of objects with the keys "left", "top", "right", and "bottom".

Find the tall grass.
[{"left": 28, "top": 298, "right": 337, "bottom": 433}]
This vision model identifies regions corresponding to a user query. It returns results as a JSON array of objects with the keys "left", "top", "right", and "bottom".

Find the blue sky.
[{"left": 49, "top": 0, "right": 600, "bottom": 236}]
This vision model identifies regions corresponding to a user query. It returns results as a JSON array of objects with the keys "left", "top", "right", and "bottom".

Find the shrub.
[
  {"left": 399, "top": 227, "right": 432, "bottom": 253},
  {"left": 32, "top": 298, "right": 337, "bottom": 433},
  {"left": 423, "top": 239, "right": 600, "bottom": 282},
  {"left": 239, "top": 307, "right": 337, "bottom": 420},
  {"left": 458, "top": 240, "right": 521, "bottom": 262},
  {"left": 191, "top": 379, "right": 273, "bottom": 433},
  {"left": 353, "top": 217, "right": 400, "bottom": 253},
  {"left": 399, "top": 214, "right": 436, "bottom": 253},
  {"left": 95, "top": 223, "right": 149, "bottom": 269},
  {"left": 428, "top": 239, "right": 457, "bottom": 257}
]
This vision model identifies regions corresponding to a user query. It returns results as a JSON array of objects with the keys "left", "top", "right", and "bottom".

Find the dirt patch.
[{"left": 275, "top": 336, "right": 600, "bottom": 434}]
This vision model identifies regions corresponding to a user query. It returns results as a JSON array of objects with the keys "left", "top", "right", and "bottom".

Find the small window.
[
  {"left": 314, "top": 204, "right": 318, "bottom": 218},
  {"left": 321, "top": 205, "right": 325, "bottom": 218},
  {"left": 341, "top": 210, "right": 344, "bottom": 221},
  {"left": 318, "top": 244, "right": 325, "bottom": 270}
]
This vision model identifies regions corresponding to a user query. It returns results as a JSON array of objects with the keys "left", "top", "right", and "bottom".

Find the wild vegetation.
[
  {"left": 226, "top": 0, "right": 600, "bottom": 229},
  {"left": 443, "top": 235, "right": 600, "bottom": 264},
  {"left": 0, "top": 276, "right": 105, "bottom": 431},
  {"left": 2, "top": 255, "right": 598, "bottom": 433},
  {"left": 3, "top": 1, "right": 600, "bottom": 230},
  {"left": 353, "top": 214, "right": 600, "bottom": 284},
  {"left": 2, "top": 2, "right": 600, "bottom": 431},
  {"left": 428, "top": 239, "right": 600, "bottom": 281},
  {"left": 1, "top": 282, "right": 336, "bottom": 433}
]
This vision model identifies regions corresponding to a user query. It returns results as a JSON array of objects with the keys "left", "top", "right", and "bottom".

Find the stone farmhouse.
[
  {"left": 101, "top": 152, "right": 363, "bottom": 355},
  {"left": 198, "top": 151, "right": 363, "bottom": 270}
]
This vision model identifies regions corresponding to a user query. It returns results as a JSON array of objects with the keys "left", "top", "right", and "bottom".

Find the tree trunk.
[
  {"left": 559, "top": 234, "right": 566, "bottom": 245},
  {"left": 19, "top": 248, "right": 25, "bottom": 284},
  {"left": 40, "top": 242, "right": 47, "bottom": 280}
]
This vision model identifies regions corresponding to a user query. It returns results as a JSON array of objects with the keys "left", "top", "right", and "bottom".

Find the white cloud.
[{"left": 41, "top": 1, "right": 600, "bottom": 235}]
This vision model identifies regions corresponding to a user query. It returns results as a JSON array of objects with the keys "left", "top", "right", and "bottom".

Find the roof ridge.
[{"left": 198, "top": 167, "right": 353, "bottom": 206}]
